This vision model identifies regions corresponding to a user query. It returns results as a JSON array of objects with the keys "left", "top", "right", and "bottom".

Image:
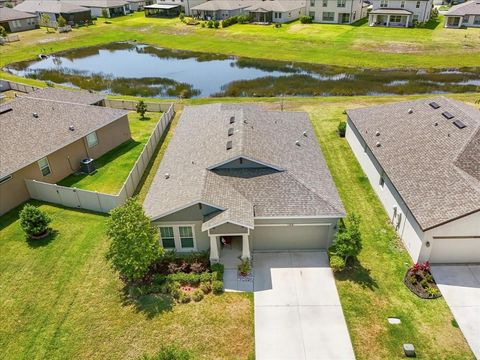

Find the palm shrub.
[{"left": 19, "top": 204, "right": 52, "bottom": 237}]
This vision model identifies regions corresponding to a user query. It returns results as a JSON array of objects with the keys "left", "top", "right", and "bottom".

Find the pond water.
[{"left": 6, "top": 42, "right": 480, "bottom": 98}]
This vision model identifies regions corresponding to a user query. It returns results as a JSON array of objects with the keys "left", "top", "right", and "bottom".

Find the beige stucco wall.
[{"left": 0, "top": 115, "right": 131, "bottom": 215}]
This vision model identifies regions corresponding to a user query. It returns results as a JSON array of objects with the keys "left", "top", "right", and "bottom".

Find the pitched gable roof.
[
  {"left": 14, "top": 1, "right": 89, "bottom": 14},
  {"left": 19, "top": 87, "right": 105, "bottom": 105},
  {"left": 446, "top": 0, "right": 480, "bottom": 16},
  {"left": 0, "top": 7, "right": 38, "bottom": 21}
]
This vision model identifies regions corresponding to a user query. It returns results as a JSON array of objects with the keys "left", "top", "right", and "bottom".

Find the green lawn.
[
  {"left": 0, "top": 11, "right": 479, "bottom": 86},
  {"left": 58, "top": 111, "right": 159, "bottom": 194}
]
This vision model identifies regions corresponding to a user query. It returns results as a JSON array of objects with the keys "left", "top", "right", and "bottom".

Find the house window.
[
  {"left": 416, "top": 1, "right": 420, "bottom": 7},
  {"left": 309, "top": 11, "right": 316, "bottom": 18},
  {"left": 38, "top": 157, "right": 51, "bottom": 176},
  {"left": 474, "top": 15, "right": 480, "bottom": 24},
  {"left": 413, "top": 14, "right": 419, "bottom": 22},
  {"left": 86, "top": 131, "right": 98, "bottom": 148},
  {"left": 160, "top": 227, "right": 175, "bottom": 249},
  {"left": 337, "top": 0, "right": 346, "bottom": 7},
  {"left": 390, "top": 15, "right": 402, "bottom": 22},
  {"left": 322, "top": 0, "right": 328, "bottom": 7},
  {"left": 322, "top": 11, "right": 334, "bottom": 21},
  {"left": 310, "top": 0, "right": 316, "bottom": 6},
  {"left": 179, "top": 226, "right": 194, "bottom": 248},
  {"left": 400, "top": 1, "right": 405, "bottom": 7},
  {"left": 380, "top": 0, "right": 388, "bottom": 7}
]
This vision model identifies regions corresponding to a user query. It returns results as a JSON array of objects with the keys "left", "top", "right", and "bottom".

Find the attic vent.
[
  {"left": 442, "top": 111, "right": 454, "bottom": 120},
  {"left": 408, "top": 108, "right": 413, "bottom": 114},
  {"left": 376, "top": 142, "right": 381, "bottom": 147},
  {"left": 69, "top": 125, "right": 75, "bottom": 131},
  {"left": 33, "top": 112, "right": 39, "bottom": 118},
  {"left": 164, "top": 173, "right": 170, "bottom": 179},
  {"left": 229, "top": 116, "right": 235, "bottom": 124},
  {"left": 453, "top": 120, "right": 466, "bottom": 129},
  {"left": 429, "top": 101, "right": 440, "bottom": 109},
  {"left": 226, "top": 140, "right": 233, "bottom": 150},
  {"left": 0, "top": 107, "right": 12, "bottom": 115},
  {"left": 375, "top": 130, "right": 380, "bottom": 136},
  {"left": 295, "top": 140, "right": 300, "bottom": 146},
  {"left": 228, "top": 127, "right": 234, "bottom": 136},
  {"left": 303, "top": 131, "right": 307, "bottom": 137}
]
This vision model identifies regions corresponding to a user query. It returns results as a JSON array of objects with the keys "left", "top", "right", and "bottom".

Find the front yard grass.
[{"left": 58, "top": 111, "right": 159, "bottom": 194}]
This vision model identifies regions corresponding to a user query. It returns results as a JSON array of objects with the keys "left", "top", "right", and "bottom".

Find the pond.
[{"left": 6, "top": 42, "right": 480, "bottom": 98}]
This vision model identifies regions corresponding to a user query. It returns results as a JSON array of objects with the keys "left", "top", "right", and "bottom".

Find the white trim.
[
  {"left": 158, "top": 224, "right": 197, "bottom": 252},
  {"left": 207, "top": 229, "right": 250, "bottom": 237},
  {"left": 254, "top": 215, "right": 341, "bottom": 220},
  {"left": 254, "top": 223, "right": 331, "bottom": 227},
  {"left": 203, "top": 219, "right": 254, "bottom": 231},
  {"left": 206, "top": 155, "right": 284, "bottom": 172},
  {"left": 150, "top": 201, "right": 225, "bottom": 221}
]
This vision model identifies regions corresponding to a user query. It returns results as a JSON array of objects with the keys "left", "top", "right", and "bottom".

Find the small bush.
[
  {"left": 57, "top": 16, "right": 67, "bottom": 28},
  {"left": 167, "top": 272, "right": 201, "bottom": 286},
  {"left": 179, "top": 13, "right": 185, "bottom": 21},
  {"left": 426, "top": 287, "right": 440, "bottom": 297},
  {"left": 201, "top": 22, "right": 205, "bottom": 28},
  {"left": 222, "top": 16, "right": 238, "bottom": 28},
  {"left": 214, "top": 20, "right": 220, "bottom": 29},
  {"left": 300, "top": 16, "right": 313, "bottom": 24},
  {"left": 190, "top": 261, "right": 205, "bottom": 273},
  {"left": 212, "top": 280, "right": 224, "bottom": 294},
  {"left": 152, "top": 274, "right": 167, "bottom": 285},
  {"left": 210, "top": 263, "right": 224, "bottom": 279},
  {"left": 329, "top": 255, "right": 346, "bottom": 272},
  {"left": 140, "top": 345, "right": 191, "bottom": 360},
  {"left": 274, "top": 23, "right": 282, "bottom": 28},
  {"left": 19, "top": 204, "right": 51, "bottom": 237},
  {"left": 338, "top": 121, "right": 346, "bottom": 137},
  {"left": 178, "top": 291, "right": 191, "bottom": 303},
  {"left": 192, "top": 289, "right": 204, "bottom": 302},
  {"left": 207, "top": 20, "right": 214, "bottom": 28},
  {"left": 200, "top": 281, "right": 212, "bottom": 294},
  {"left": 199, "top": 272, "right": 212, "bottom": 282},
  {"left": 237, "top": 14, "right": 251, "bottom": 24},
  {"left": 238, "top": 259, "right": 251, "bottom": 275}
]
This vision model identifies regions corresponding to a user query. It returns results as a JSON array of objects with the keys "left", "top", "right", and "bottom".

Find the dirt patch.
[
  {"left": 354, "top": 40, "right": 425, "bottom": 53},
  {"left": 38, "top": 36, "right": 68, "bottom": 44}
]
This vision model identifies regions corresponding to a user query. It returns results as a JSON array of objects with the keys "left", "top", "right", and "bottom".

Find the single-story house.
[
  {"left": 144, "top": 3, "right": 182, "bottom": 17},
  {"left": 17, "top": 87, "right": 106, "bottom": 106},
  {"left": 0, "top": 92, "right": 130, "bottom": 215},
  {"left": 0, "top": 7, "right": 39, "bottom": 32},
  {"left": 143, "top": 104, "right": 345, "bottom": 264},
  {"left": 245, "top": 0, "right": 307, "bottom": 23},
  {"left": 64, "top": 0, "right": 130, "bottom": 17},
  {"left": 14, "top": 0, "right": 92, "bottom": 26},
  {"left": 191, "top": 0, "right": 256, "bottom": 20},
  {"left": 346, "top": 97, "right": 480, "bottom": 263},
  {"left": 155, "top": 0, "right": 206, "bottom": 16},
  {"left": 368, "top": 0, "right": 433, "bottom": 27},
  {"left": 126, "top": 0, "right": 153, "bottom": 11},
  {"left": 444, "top": 0, "right": 480, "bottom": 27}
]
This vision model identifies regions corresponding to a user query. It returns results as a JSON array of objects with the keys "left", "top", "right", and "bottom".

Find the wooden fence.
[{"left": 25, "top": 104, "right": 175, "bottom": 213}]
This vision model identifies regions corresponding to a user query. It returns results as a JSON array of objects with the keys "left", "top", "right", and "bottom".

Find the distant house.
[
  {"left": 143, "top": 104, "right": 345, "bottom": 263},
  {"left": 306, "top": 0, "right": 369, "bottom": 24},
  {"left": 245, "top": 0, "right": 307, "bottom": 23},
  {"left": 18, "top": 87, "right": 106, "bottom": 106},
  {"left": 0, "top": 7, "right": 38, "bottom": 32},
  {"left": 346, "top": 97, "right": 480, "bottom": 263},
  {"left": 156, "top": 0, "right": 205, "bottom": 16},
  {"left": 368, "top": 0, "right": 433, "bottom": 27},
  {"left": 14, "top": 1, "right": 91, "bottom": 26},
  {"left": 191, "top": 0, "right": 256, "bottom": 20},
  {"left": 444, "top": 0, "right": 480, "bottom": 28},
  {"left": 0, "top": 89, "right": 131, "bottom": 215},
  {"left": 64, "top": 0, "right": 130, "bottom": 17},
  {"left": 126, "top": 0, "right": 154, "bottom": 11}
]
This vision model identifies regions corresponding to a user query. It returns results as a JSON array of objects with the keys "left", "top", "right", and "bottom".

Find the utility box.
[{"left": 80, "top": 158, "right": 96, "bottom": 174}]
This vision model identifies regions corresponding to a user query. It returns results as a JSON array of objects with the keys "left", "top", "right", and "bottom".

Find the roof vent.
[
  {"left": 442, "top": 111, "right": 454, "bottom": 120},
  {"left": 453, "top": 120, "right": 466, "bottom": 129},
  {"left": 69, "top": 125, "right": 75, "bottom": 131},
  {"left": 434, "top": 122, "right": 438, "bottom": 127},
  {"left": 226, "top": 140, "right": 233, "bottom": 150},
  {"left": 33, "top": 112, "right": 39, "bottom": 118},
  {"left": 0, "top": 107, "right": 12, "bottom": 115},
  {"left": 295, "top": 140, "right": 300, "bottom": 146},
  {"left": 375, "top": 130, "right": 380, "bottom": 136},
  {"left": 408, "top": 108, "right": 413, "bottom": 114},
  {"left": 228, "top": 127, "right": 234, "bottom": 136},
  {"left": 429, "top": 101, "right": 440, "bottom": 109},
  {"left": 229, "top": 116, "right": 235, "bottom": 124},
  {"left": 303, "top": 131, "right": 307, "bottom": 137},
  {"left": 165, "top": 173, "right": 170, "bottom": 179},
  {"left": 376, "top": 142, "right": 381, "bottom": 147}
]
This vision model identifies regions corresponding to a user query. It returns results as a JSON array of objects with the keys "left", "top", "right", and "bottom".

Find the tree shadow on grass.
[
  {"left": 351, "top": 18, "right": 368, "bottom": 27},
  {"left": 27, "top": 229, "right": 59, "bottom": 248},
  {"left": 335, "top": 259, "right": 379, "bottom": 291},
  {"left": 121, "top": 286, "right": 174, "bottom": 319}
]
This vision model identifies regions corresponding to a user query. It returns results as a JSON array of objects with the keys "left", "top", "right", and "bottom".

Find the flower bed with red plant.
[{"left": 404, "top": 261, "right": 442, "bottom": 299}]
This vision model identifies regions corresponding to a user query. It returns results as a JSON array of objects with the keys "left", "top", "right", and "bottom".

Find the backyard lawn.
[{"left": 58, "top": 111, "right": 159, "bottom": 194}]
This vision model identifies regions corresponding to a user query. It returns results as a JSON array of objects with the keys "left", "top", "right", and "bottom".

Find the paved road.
[
  {"left": 432, "top": 265, "right": 480, "bottom": 359},
  {"left": 254, "top": 251, "right": 355, "bottom": 360}
]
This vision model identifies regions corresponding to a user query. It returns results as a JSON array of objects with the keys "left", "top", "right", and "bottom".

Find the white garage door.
[
  {"left": 251, "top": 224, "right": 330, "bottom": 251},
  {"left": 430, "top": 238, "right": 480, "bottom": 263}
]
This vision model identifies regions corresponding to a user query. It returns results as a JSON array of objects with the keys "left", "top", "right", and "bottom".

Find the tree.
[
  {"left": 0, "top": 26, "right": 7, "bottom": 38},
  {"left": 57, "top": 15, "right": 67, "bottom": 28},
  {"left": 135, "top": 100, "right": 147, "bottom": 119},
  {"left": 106, "top": 197, "right": 162, "bottom": 282},
  {"left": 331, "top": 213, "right": 362, "bottom": 263},
  {"left": 102, "top": 8, "right": 109, "bottom": 20},
  {"left": 19, "top": 204, "right": 52, "bottom": 238},
  {"left": 40, "top": 13, "right": 52, "bottom": 33},
  {"left": 5, "top": 2, "right": 13, "bottom": 8}
]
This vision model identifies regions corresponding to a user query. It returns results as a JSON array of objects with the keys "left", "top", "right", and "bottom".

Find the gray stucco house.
[
  {"left": 0, "top": 7, "right": 38, "bottom": 33},
  {"left": 143, "top": 104, "right": 345, "bottom": 264},
  {"left": 444, "top": 0, "right": 480, "bottom": 28}
]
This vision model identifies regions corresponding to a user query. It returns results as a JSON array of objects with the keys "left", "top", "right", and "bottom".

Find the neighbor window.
[
  {"left": 179, "top": 226, "right": 194, "bottom": 248},
  {"left": 337, "top": 0, "right": 346, "bottom": 7},
  {"left": 309, "top": 11, "right": 316, "bottom": 18},
  {"left": 38, "top": 157, "right": 51, "bottom": 176},
  {"left": 160, "top": 227, "right": 175, "bottom": 249},
  {"left": 380, "top": 0, "right": 388, "bottom": 7},
  {"left": 86, "top": 131, "right": 98, "bottom": 148},
  {"left": 474, "top": 15, "right": 480, "bottom": 24},
  {"left": 390, "top": 15, "right": 402, "bottom": 22},
  {"left": 323, "top": 0, "right": 328, "bottom": 7},
  {"left": 322, "top": 11, "right": 334, "bottom": 21},
  {"left": 400, "top": 1, "right": 405, "bottom": 7},
  {"left": 416, "top": 0, "right": 420, "bottom": 7},
  {"left": 310, "top": 0, "right": 316, "bottom": 6}
]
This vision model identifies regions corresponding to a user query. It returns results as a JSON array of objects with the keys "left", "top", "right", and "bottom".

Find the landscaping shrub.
[
  {"left": 207, "top": 20, "right": 214, "bottom": 28},
  {"left": 19, "top": 204, "right": 52, "bottom": 238},
  {"left": 140, "top": 345, "right": 191, "bottom": 360},
  {"left": 300, "top": 16, "right": 313, "bottom": 24},
  {"left": 214, "top": 20, "right": 220, "bottom": 29},
  {"left": 152, "top": 274, "right": 167, "bottom": 285},
  {"left": 212, "top": 280, "right": 224, "bottom": 294},
  {"left": 179, "top": 13, "right": 185, "bottom": 21},
  {"left": 331, "top": 213, "right": 362, "bottom": 263},
  {"left": 329, "top": 255, "right": 346, "bottom": 272},
  {"left": 238, "top": 259, "right": 251, "bottom": 276},
  {"left": 236, "top": 14, "right": 252, "bottom": 24},
  {"left": 0, "top": 26, "right": 6, "bottom": 38},
  {"left": 200, "top": 281, "right": 212, "bottom": 294},
  {"left": 192, "top": 289, "right": 204, "bottom": 302},
  {"left": 190, "top": 261, "right": 205, "bottom": 273},
  {"left": 136, "top": 100, "right": 147, "bottom": 119},
  {"left": 222, "top": 16, "right": 238, "bottom": 28},
  {"left": 210, "top": 263, "right": 224, "bottom": 280},
  {"left": 338, "top": 121, "right": 346, "bottom": 137},
  {"left": 57, "top": 16, "right": 67, "bottom": 28},
  {"left": 178, "top": 291, "right": 191, "bottom": 303},
  {"left": 167, "top": 272, "right": 201, "bottom": 286}
]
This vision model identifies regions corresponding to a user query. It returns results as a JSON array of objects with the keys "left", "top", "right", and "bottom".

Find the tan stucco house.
[
  {"left": 143, "top": 104, "right": 345, "bottom": 265},
  {"left": 0, "top": 89, "right": 130, "bottom": 215},
  {"left": 346, "top": 97, "right": 480, "bottom": 263}
]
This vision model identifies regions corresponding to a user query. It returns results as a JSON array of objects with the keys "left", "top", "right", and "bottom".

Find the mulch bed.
[{"left": 404, "top": 267, "right": 442, "bottom": 299}]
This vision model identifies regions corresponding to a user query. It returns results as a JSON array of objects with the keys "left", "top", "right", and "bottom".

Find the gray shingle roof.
[
  {"left": 64, "top": 0, "right": 128, "bottom": 8},
  {"left": 143, "top": 103, "right": 345, "bottom": 230},
  {"left": 446, "top": 0, "right": 480, "bottom": 16},
  {"left": 246, "top": 0, "right": 306, "bottom": 12},
  {"left": 0, "top": 97, "right": 128, "bottom": 178},
  {"left": 192, "top": 0, "right": 257, "bottom": 11},
  {"left": 369, "top": 8, "right": 413, "bottom": 15},
  {"left": 0, "top": 7, "right": 38, "bottom": 21},
  {"left": 14, "top": 1, "right": 90, "bottom": 14},
  {"left": 19, "top": 87, "right": 105, "bottom": 105},
  {"left": 347, "top": 97, "right": 480, "bottom": 230}
]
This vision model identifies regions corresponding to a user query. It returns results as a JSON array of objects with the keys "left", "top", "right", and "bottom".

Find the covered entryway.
[
  {"left": 251, "top": 224, "right": 330, "bottom": 251},
  {"left": 429, "top": 237, "right": 480, "bottom": 264},
  {"left": 445, "top": 16, "right": 462, "bottom": 28}
]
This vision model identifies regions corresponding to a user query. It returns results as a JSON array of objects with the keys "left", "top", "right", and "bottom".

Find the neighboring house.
[
  {"left": 368, "top": 0, "right": 433, "bottom": 26},
  {"left": 17, "top": 87, "right": 106, "bottom": 106},
  {"left": 0, "top": 92, "right": 130, "bottom": 215},
  {"left": 191, "top": 0, "right": 256, "bottom": 20},
  {"left": 143, "top": 104, "right": 345, "bottom": 263},
  {"left": 64, "top": 0, "right": 130, "bottom": 17},
  {"left": 0, "top": 7, "right": 38, "bottom": 32},
  {"left": 444, "top": 0, "right": 480, "bottom": 27},
  {"left": 245, "top": 0, "right": 307, "bottom": 23},
  {"left": 126, "top": 0, "right": 153, "bottom": 11},
  {"left": 306, "top": 0, "right": 368, "bottom": 24},
  {"left": 156, "top": 0, "right": 205, "bottom": 16},
  {"left": 346, "top": 97, "right": 480, "bottom": 263},
  {"left": 14, "top": 0, "right": 91, "bottom": 26}
]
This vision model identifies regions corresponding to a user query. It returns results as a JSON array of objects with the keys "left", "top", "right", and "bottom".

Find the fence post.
[{"left": 96, "top": 191, "right": 104, "bottom": 213}]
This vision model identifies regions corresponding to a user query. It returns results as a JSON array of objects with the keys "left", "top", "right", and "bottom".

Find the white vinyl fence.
[
  {"left": 25, "top": 104, "right": 175, "bottom": 213},
  {"left": 105, "top": 99, "right": 177, "bottom": 112},
  {"left": 0, "top": 80, "right": 39, "bottom": 93}
]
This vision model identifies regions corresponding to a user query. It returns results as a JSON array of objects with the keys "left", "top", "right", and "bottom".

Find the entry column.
[
  {"left": 241, "top": 234, "right": 251, "bottom": 260},
  {"left": 210, "top": 236, "right": 220, "bottom": 263}
]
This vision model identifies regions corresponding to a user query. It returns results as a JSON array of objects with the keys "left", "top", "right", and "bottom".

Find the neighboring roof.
[
  {"left": 245, "top": 0, "right": 306, "bottom": 12},
  {"left": 347, "top": 97, "right": 480, "bottom": 231},
  {"left": 63, "top": 0, "right": 128, "bottom": 8},
  {"left": 192, "top": 0, "right": 257, "bottom": 11},
  {"left": 144, "top": 103, "right": 345, "bottom": 230},
  {"left": 14, "top": 1, "right": 90, "bottom": 14},
  {"left": 144, "top": 3, "right": 180, "bottom": 9},
  {"left": 0, "top": 7, "right": 38, "bottom": 21},
  {"left": 370, "top": 8, "right": 413, "bottom": 14},
  {"left": 18, "top": 87, "right": 105, "bottom": 105},
  {"left": 445, "top": 0, "right": 480, "bottom": 16},
  {"left": 0, "top": 97, "right": 128, "bottom": 178}
]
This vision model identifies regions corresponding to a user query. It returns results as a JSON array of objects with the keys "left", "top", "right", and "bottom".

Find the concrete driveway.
[
  {"left": 431, "top": 265, "right": 480, "bottom": 359},
  {"left": 253, "top": 251, "right": 355, "bottom": 360}
]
